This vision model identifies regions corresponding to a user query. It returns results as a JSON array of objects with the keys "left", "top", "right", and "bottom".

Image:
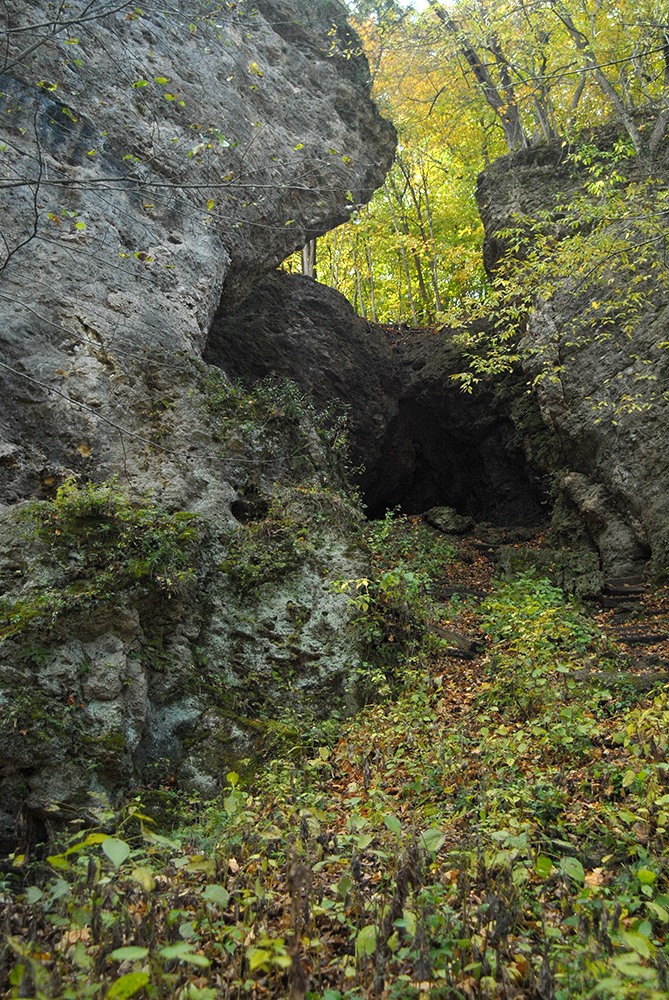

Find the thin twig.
[{"left": 0, "top": 359, "right": 181, "bottom": 457}]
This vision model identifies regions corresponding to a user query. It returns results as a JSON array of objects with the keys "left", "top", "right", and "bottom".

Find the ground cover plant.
[{"left": 1, "top": 518, "right": 668, "bottom": 999}]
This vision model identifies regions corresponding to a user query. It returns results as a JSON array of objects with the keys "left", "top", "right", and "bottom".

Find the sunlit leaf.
[
  {"left": 560, "top": 857, "right": 585, "bottom": 883},
  {"left": 355, "top": 924, "right": 377, "bottom": 958},
  {"left": 621, "top": 930, "right": 653, "bottom": 959},
  {"left": 109, "top": 947, "right": 150, "bottom": 962},
  {"left": 131, "top": 867, "right": 156, "bottom": 892},
  {"left": 419, "top": 828, "right": 445, "bottom": 854},
  {"left": 107, "top": 972, "right": 149, "bottom": 999},
  {"left": 247, "top": 947, "right": 271, "bottom": 971},
  {"left": 203, "top": 884, "right": 230, "bottom": 907},
  {"left": 534, "top": 856, "right": 554, "bottom": 878},
  {"left": 383, "top": 814, "right": 402, "bottom": 836}
]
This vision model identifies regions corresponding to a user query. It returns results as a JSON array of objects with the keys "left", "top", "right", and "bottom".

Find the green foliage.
[
  {"left": 333, "top": 512, "right": 457, "bottom": 701},
  {"left": 452, "top": 135, "right": 669, "bottom": 402},
  {"left": 221, "top": 492, "right": 315, "bottom": 596},
  {"left": 323, "top": 0, "right": 669, "bottom": 342},
  {"left": 317, "top": 8, "right": 489, "bottom": 324},
  {"left": 334, "top": 564, "right": 429, "bottom": 701},
  {"left": 198, "top": 370, "right": 306, "bottom": 424},
  {"left": 3, "top": 523, "right": 669, "bottom": 1000},
  {"left": 198, "top": 370, "right": 347, "bottom": 451},
  {"left": 0, "top": 480, "right": 198, "bottom": 641},
  {"left": 480, "top": 571, "right": 595, "bottom": 651},
  {"left": 366, "top": 508, "right": 457, "bottom": 574},
  {"left": 478, "top": 570, "right": 599, "bottom": 717}
]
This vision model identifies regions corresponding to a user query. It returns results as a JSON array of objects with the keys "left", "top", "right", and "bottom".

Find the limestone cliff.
[
  {"left": 0, "top": 1, "right": 395, "bottom": 849},
  {"left": 4, "top": 1, "right": 668, "bottom": 855},
  {"left": 477, "top": 137, "right": 669, "bottom": 579}
]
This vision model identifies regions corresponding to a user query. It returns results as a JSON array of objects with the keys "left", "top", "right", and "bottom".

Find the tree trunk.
[
  {"left": 301, "top": 238, "right": 316, "bottom": 279},
  {"left": 550, "top": 0, "right": 643, "bottom": 153},
  {"left": 428, "top": 1, "right": 527, "bottom": 152},
  {"left": 365, "top": 244, "right": 377, "bottom": 323},
  {"left": 385, "top": 181, "right": 418, "bottom": 324}
]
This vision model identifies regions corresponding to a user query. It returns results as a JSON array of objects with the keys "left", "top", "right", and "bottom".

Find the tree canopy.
[{"left": 313, "top": 0, "right": 669, "bottom": 328}]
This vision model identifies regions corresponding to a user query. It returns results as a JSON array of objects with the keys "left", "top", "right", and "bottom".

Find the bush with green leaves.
[
  {"left": 3, "top": 518, "right": 668, "bottom": 1000},
  {"left": 195, "top": 368, "right": 350, "bottom": 475},
  {"left": 366, "top": 509, "right": 457, "bottom": 579},
  {"left": 333, "top": 512, "right": 457, "bottom": 702},
  {"left": 453, "top": 135, "right": 669, "bottom": 410}
]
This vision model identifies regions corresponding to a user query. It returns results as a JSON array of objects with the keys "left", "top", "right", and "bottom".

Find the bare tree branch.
[{"left": 0, "top": 112, "right": 43, "bottom": 274}]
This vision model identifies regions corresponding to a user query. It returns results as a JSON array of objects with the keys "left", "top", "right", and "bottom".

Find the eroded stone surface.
[
  {"left": 206, "top": 272, "right": 402, "bottom": 511},
  {"left": 0, "top": 0, "right": 393, "bottom": 849},
  {"left": 0, "top": 0, "right": 394, "bottom": 508}
]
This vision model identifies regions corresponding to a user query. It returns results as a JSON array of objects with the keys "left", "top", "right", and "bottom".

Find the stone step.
[
  {"left": 612, "top": 631, "right": 669, "bottom": 646},
  {"left": 603, "top": 576, "right": 646, "bottom": 596},
  {"left": 598, "top": 595, "right": 640, "bottom": 609}
]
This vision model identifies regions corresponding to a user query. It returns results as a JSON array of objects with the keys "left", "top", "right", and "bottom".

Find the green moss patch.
[{"left": 0, "top": 479, "right": 199, "bottom": 641}]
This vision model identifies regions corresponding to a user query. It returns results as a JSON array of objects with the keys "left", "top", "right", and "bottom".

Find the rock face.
[
  {"left": 0, "top": 0, "right": 394, "bottom": 507},
  {"left": 3, "top": 0, "right": 667, "bottom": 854},
  {"left": 0, "top": 1, "right": 395, "bottom": 849},
  {"left": 477, "top": 137, "right": 669, "bottom": 579},
  {"left": 206, "top": 272, "right": 402, "bottom": 513}
]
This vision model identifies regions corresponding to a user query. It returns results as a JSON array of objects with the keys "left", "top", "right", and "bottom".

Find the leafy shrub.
[
  {"left": 195, "top": 369, "right": 350, "bottom": 472},
  {"left": 367, "top": 509, "right": 457, "bottom": 578},
  {"left": 479, "top": 570, "right": 599, "bottom": 717},
  {"left": 333, "top": 512, "right": 457, "bottom": 702}
]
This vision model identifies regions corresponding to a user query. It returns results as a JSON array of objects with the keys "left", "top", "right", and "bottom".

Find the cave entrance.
[
  {"left": 364, "top": 393, "right": 548, "bottom": 529},
  {"left": 207, "top": 272, "right": 550, "bottom": 532}
]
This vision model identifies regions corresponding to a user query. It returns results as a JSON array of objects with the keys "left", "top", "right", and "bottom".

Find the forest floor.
[{"left": 2, "top": 516, "right": 669, "bottom": 1000}]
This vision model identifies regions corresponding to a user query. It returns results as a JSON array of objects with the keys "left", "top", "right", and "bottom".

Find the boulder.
[
  {"left": 423, "top": 506, "right": 475, "bottom": 535},
  {"left": 0, "top": 0, "right": 394, "bottom": 506},
  {"left": 0, "top": 0, "right": 395, "bottom": 850},
  {"left": 206, "top": 272, "right": 402, "bottom": 512}
]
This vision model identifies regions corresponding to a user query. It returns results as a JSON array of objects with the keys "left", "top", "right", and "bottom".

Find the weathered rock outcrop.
[
  {"left": 0, "top": 1, "right": 395, "bottom": 849},
  {"left": 0, "top": 0, "right": 394, "bottom": 506},
  {"left": 222, "top": 136, "right": 669, "bottom": 588},
  {"left": 5, "top": 0, "right": 667, "bottom": 856},
  {"left": 478, "top": 137, "right": 669, "bottom": 578},
  {"left": 206, "top": 272, "right": 402, "bottom": 512}
]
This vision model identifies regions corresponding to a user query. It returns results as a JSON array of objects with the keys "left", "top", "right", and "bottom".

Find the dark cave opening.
[
  {"left": 207, "top": 272, "right": 551, "bottom": 531},
  {"left": 362, "top": 396, "right": 549, "bottom": 527}
]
